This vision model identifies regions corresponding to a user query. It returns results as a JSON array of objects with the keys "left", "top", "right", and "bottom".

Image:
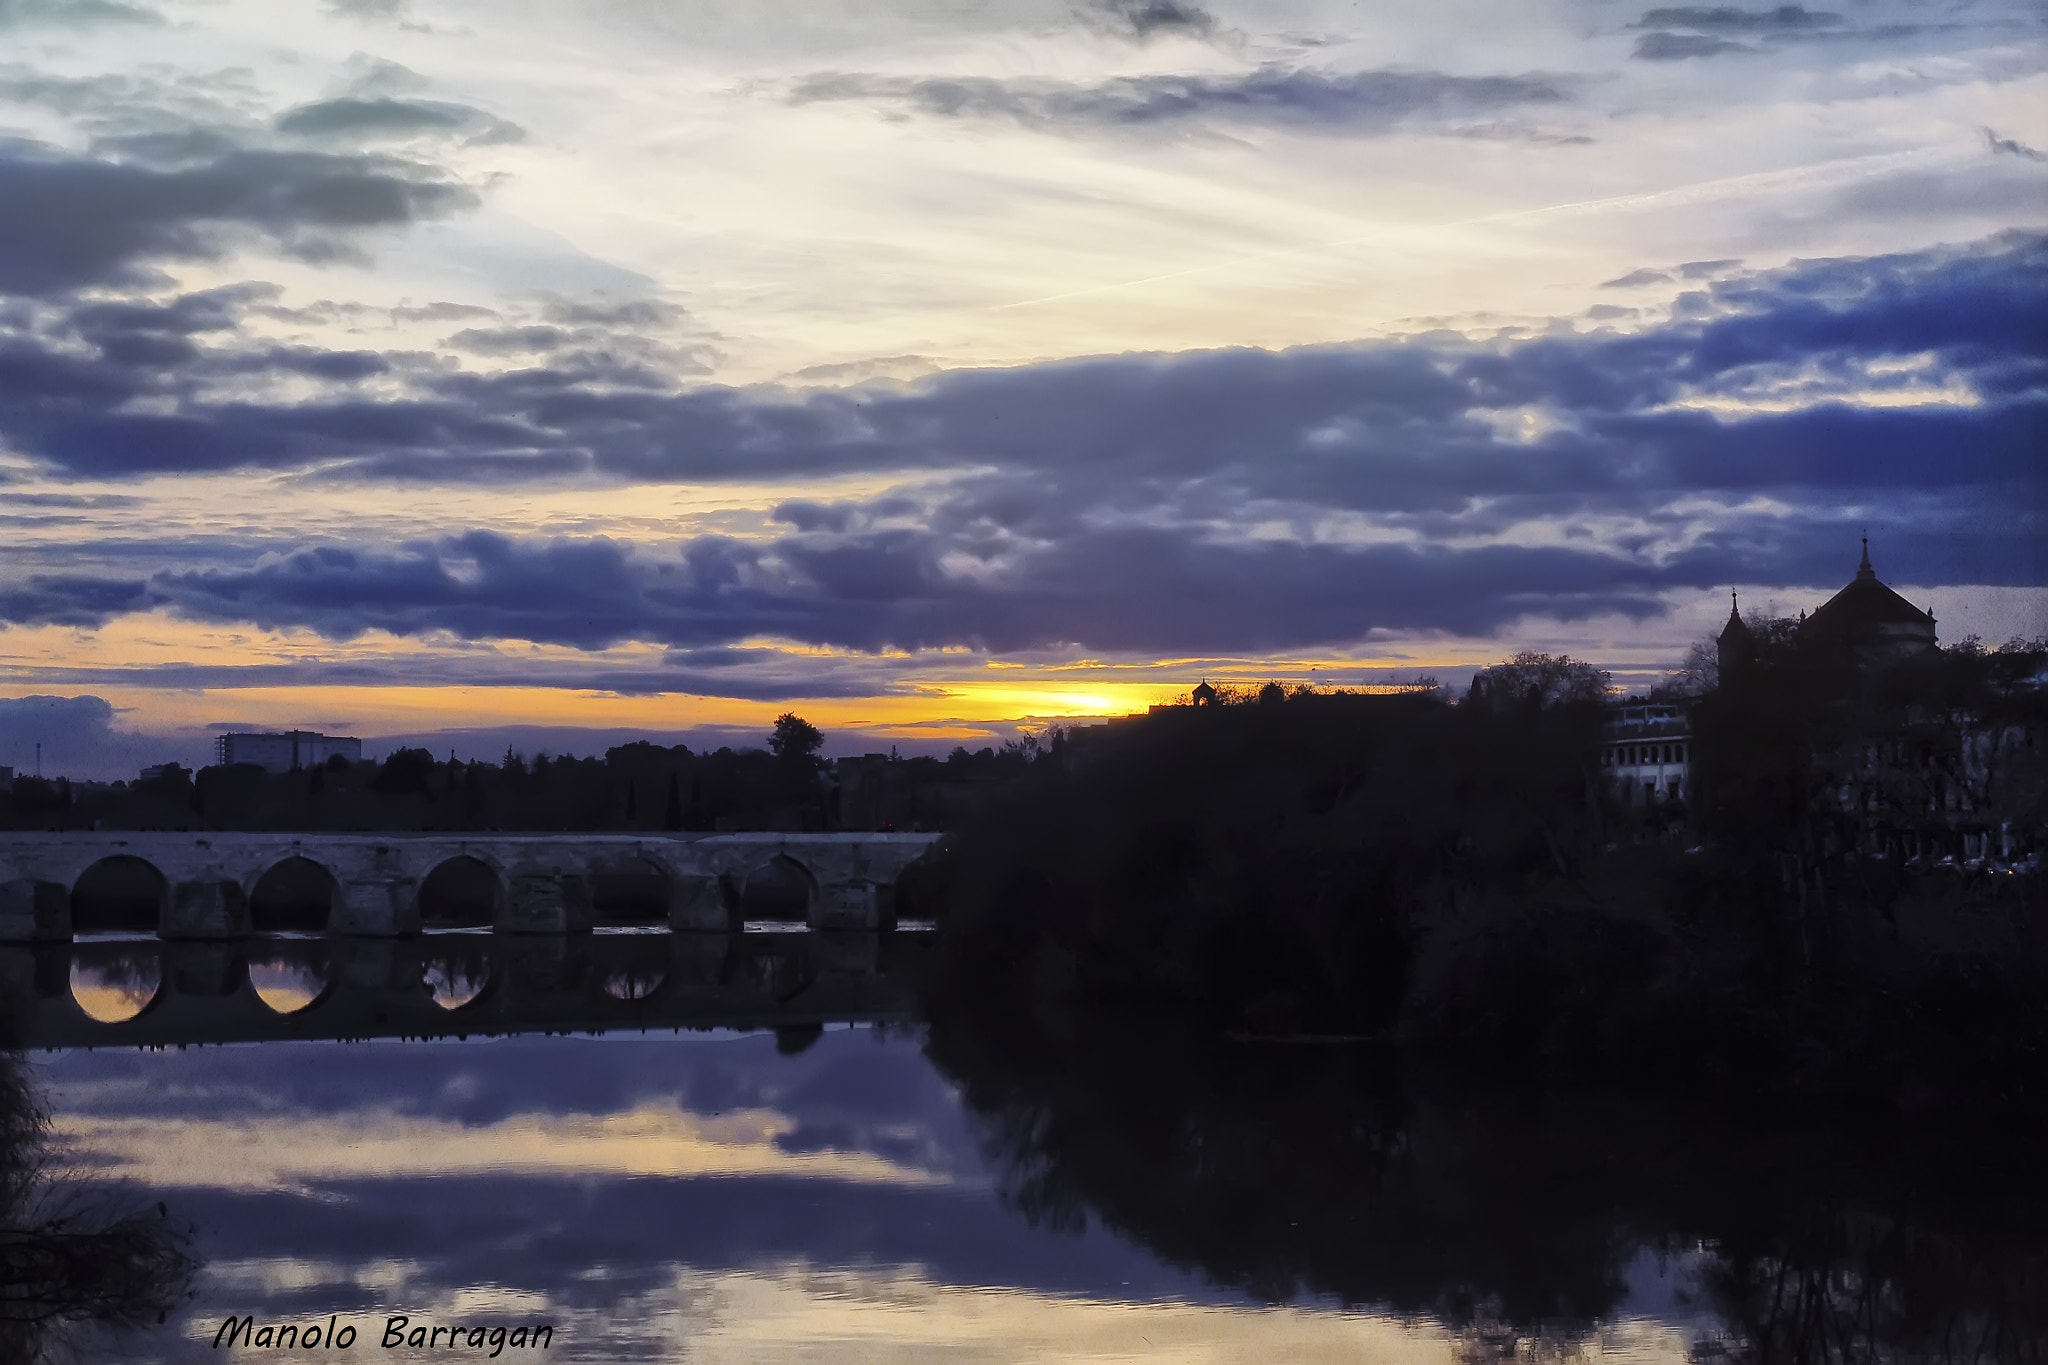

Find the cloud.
[
  {"left": 786, "top": 66, "right": 1571, "bottom": 137},
  {"left": 0, "top": 693, "right": 193, "bottom": 777},
  {"left": 1076, "top": 0, "right": 1217, "bottom": 42},
  {"left": 1600, "top": 268, "right": 1672, "bottom": 288},
  {"left": 1632, "top": 32, "right": 1753, "bottom": 59},
  {"left": 0, "top": 138, "right": 477, "bottom": 295},
  {"left": 1987, "top": 128, "right": 2047, "bottom": 162},
  {"left": 322, "top": 0, "right": 408, "bottom": 17},
  {"left": 275, "top": 97, "right": 525, "bottom": 146},
  {"left": 0, "top": 233, "right": 2039, "bottom": 656},
  {"left": 0, "top": 574, "right": 151, "bottom": 627},
  {"left": 1632, "top": 6, "right": 1842, "bottom": 33},
  {"left": 0, "top": 0, "right": 160, "bottom": 28}
]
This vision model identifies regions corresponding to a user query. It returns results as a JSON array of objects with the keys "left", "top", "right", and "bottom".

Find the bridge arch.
[
  {"left": 739, "top": 854, "right": 816, "bottom": 928},
  {"left": 419, "top": 855, "right": 504, "bottom": 930},
  {"left": 248, "top": 856, "right": 342, "bottom": 934},
  {"left": 70, "top": 855, "right": 168, "bottom": 936},
  {"left": 590, "top": 855, "right": 673, "bottom": 928}
]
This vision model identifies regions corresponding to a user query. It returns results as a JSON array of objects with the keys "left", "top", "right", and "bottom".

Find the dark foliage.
[
  {"left": 924, "top": 688, "right": 1608, "bottom": 1036},
  {"left": 923, "top": 648, "right": 2048, "bottom": 1108}
]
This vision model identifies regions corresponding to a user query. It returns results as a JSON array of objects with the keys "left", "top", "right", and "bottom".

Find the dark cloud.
[
  {"left": 1677, "top": 258, "right": 1742, "bottom": 279},
  {"left": 1633, "top": 32, "right": 1753, "bottom": 59},
  {"left": 0, "top": 234, "right": 2039, "bottom": 655},
  {"left": 1633, "top": 6, "right": 1842, "bottom": 33},
  {"left": 0, "top": 693, "right": 192, "bottom": 776},
  {"left": 322, "top": 0, "right": 408, "bottom": 17},
  {"left": 0, "top": 0, "right": 160, "bottom": 27},
  {"left": 445, "top": 325, "right": 570, "bottom": 354},
  {"left": 0, "top": 574, "right": 151, "bottom": 627},
  {"left": 0, "top": 138, "right": 476, "bottom": 295},
  {"left": 1987, "top": 128, "right": 2047, "bottom": 162},
  {"left": 275, "top": 97, "right": 525, "bottom": 146},
  {"left": 1078, "top": 0, "right": 1217, "bottom": 42},
  {"left": 1828, "top": 163, "right": 2048, "bottom": 222},
  {"left": 787, "top": 66, "right": 1571, "bottom": 136},
  {"left": 1600, "top": 268, "right": 1672, "bottom": 288}
]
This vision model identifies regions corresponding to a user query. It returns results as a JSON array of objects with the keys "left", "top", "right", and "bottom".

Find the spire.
[
  {"left": 1720, "top": 590, "right": 1750, "bottom": 639},
  {"left": 1856, "top": 535, "right": 1875, "bottom": 582}
]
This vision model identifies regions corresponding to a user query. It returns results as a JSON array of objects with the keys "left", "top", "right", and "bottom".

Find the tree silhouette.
[{"left": 768, "top": 713, "right": 824, "bottom": 767}]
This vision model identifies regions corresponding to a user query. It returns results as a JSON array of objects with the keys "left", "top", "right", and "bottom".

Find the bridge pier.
[
  {"left": 503, "top": 868, "right": 593, "bottom": 933},
  {"left": 667, "top": 875, "right": 731, "bottom": 932},
  {"left": 165, "top": 875, "right": 250, "bottom": 939},
  {"left": 0, "top": 880, "right": 69, "bottom": 942},
  {"left": 816, "top": 879, "right": 884, "bottom": 931},
  {"left": 335, "top": 879, "right": 422, "bottom": 935}
]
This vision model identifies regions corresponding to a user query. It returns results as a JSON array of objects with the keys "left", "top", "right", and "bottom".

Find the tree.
[
  {"left": 1466, "top": 653, "right": 1611, "bottom": 712},
  {"left": 1659, "top": 638, "right": 1719, "bottom": 698},
  {"left": 768, "top": 713, "right": 824, "bottom": 767},
  {"left": 371, "top": 747, "right": 437, "bottom": 797}
]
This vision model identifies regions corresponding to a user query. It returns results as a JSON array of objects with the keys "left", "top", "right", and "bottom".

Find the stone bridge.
[
  {"left": 0, "top": 930, "right": 927, "bottom": 1051},
  {"left": 0, "top": 832, "right": 944, "bottom": 941}
]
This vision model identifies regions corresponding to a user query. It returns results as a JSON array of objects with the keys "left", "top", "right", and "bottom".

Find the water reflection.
[
  {"left": 4, "top": 930, "right": 928, "bottom": 1053},
  {"left": 67, "top": 943, "right": 162, "bottom": 1024},
  {"left": 422, "top": 944, "right": 492, "bottom": 1011},
  {"left": 0, "top": 1040, "right": 197, "bottom": 1361},
  {"left": 919, "top": 1006, "right": 2048, "bottom": 1365},
  {"left": 246, "top": 943, "right": 330, "bottom": 1015},
  {"left": 21, "top": 951, "right": 2047, "bottom": 1364}
]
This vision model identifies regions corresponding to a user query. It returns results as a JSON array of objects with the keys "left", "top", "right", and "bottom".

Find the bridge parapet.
[{"left": 0, "top": 832, "right": 944, "bottom": 941}]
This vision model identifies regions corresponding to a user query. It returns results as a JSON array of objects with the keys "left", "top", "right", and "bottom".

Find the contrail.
[{"left": 988, "top": 145, "right": 1946, "bottom": 313}]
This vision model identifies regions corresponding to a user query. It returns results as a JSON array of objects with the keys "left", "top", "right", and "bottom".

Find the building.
[
  {"left": 1600, "top": 702, "right": 1692, "bottom": 808},
  {"left": 0, "top": 765, "right": 11, "bottom": 790},
  {"left": 1801, "top": 538, "right": 1937, "bottom": 662},
  {"left": 138, "top": 763, "right": 188, "bottom": 782},
  {"left": 213, "top": 730, "right": 362, "bottom": 773}
]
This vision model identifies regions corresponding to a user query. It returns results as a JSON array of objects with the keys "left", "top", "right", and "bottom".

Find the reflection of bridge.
[
  {"left": 2, "top": 931, "right": 929, "bottom": 1050},
  {"left": 0, "top": 833, "right": 943, "bottom": 940}
]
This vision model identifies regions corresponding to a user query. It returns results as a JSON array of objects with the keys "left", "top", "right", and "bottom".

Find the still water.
[{"left": 9, "top": 933, "right": 2044, "bottom": 1363}]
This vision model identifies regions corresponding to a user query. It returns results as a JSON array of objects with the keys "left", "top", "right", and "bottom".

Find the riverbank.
[{"left": 912, "top": 694, "right": 2048, "bottom": 1113}]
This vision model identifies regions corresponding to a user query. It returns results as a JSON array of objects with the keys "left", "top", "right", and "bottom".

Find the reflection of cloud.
[
  {"left": 575, "top": 1267, "right": 1476, "bottom": 1363},
  {"left": 172, "top": 1260, "right": 1705, "bottom": 1363},
  {"left": 51, "top": 1103, "right": 959, "bottom": 1194}
]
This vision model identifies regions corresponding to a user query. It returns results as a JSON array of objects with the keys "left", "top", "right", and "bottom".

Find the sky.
[{"left": 0, "top": 0, "right": 2043, "bottom": 776}]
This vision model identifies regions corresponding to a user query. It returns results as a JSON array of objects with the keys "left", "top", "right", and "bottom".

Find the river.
[{"left": 5, "top": 932, "right": 2042, "bottom": 1363}]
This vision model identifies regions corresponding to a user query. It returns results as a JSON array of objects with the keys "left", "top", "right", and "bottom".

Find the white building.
[
  {"left": 1600, "top": 702, "right": 1691, "bottom": 808},
  {"left": 213, "top": 731, "right": 362, "bottom": 773}
]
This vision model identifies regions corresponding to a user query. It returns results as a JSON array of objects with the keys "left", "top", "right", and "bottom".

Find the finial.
[{"left": 1857, "top": 534, "right": 1874, "bottom": 580}]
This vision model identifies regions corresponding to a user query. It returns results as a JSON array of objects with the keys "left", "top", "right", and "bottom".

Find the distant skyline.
[{"left": 1, "top": 0, "right": 2043, "bottom": 777}]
